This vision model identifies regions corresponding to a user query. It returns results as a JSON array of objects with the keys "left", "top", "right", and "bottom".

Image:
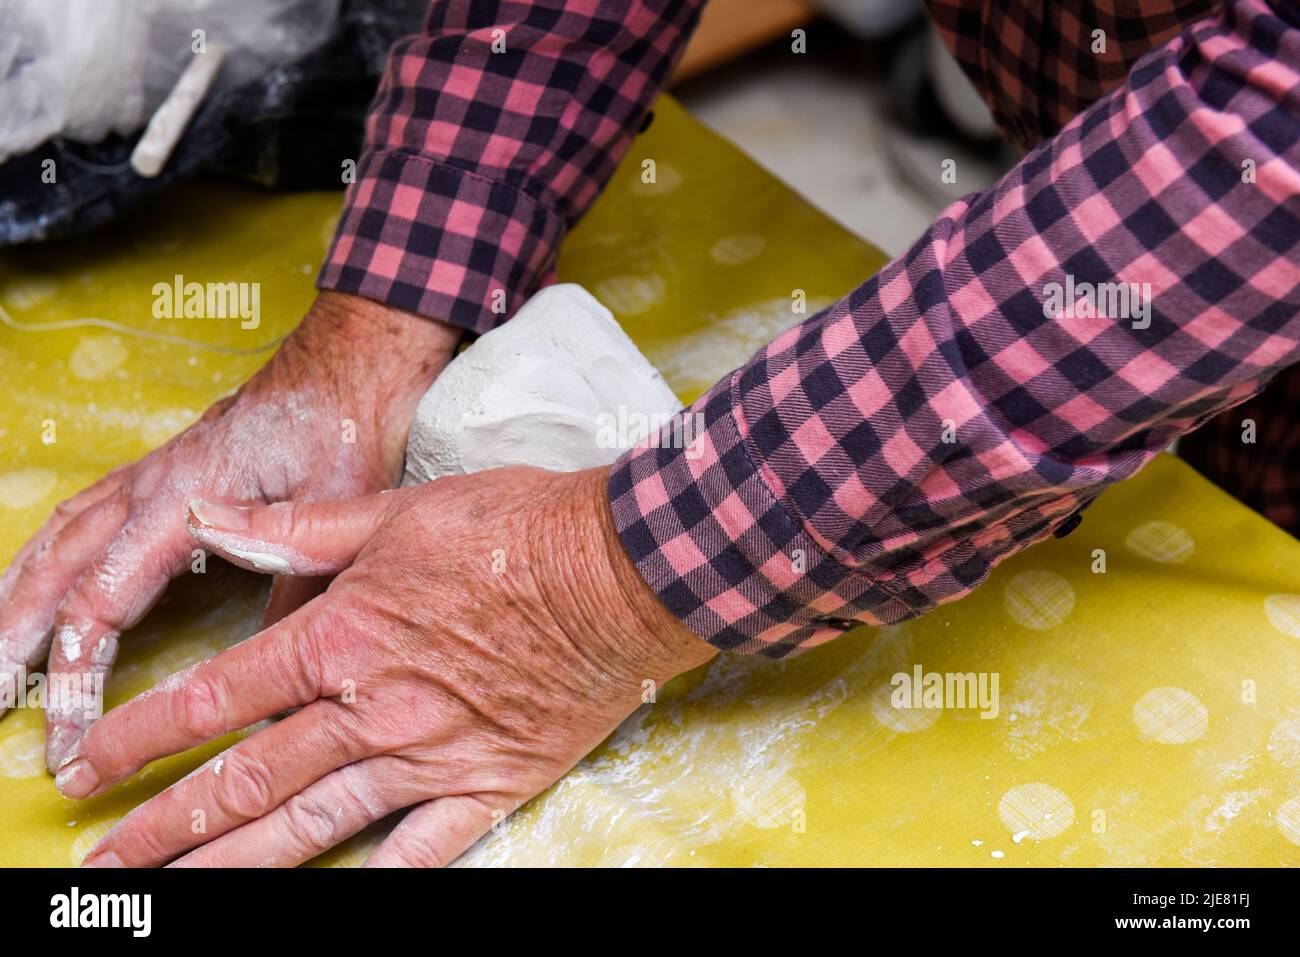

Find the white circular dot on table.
[
  {"left": 69, "top": 334, "right": 129, "bottom": 381},
  {"left": 1279, "top": 796, "right": 1300, "bottom": 846},
  {"left": 1003, "top": 570, "right": 1075, "bottom": 631},
  {"left": 3, "top": 277, "right": 59, "bottom": 310},
  {"left": 869, "top": 680, "right": 941, "bottom": 733},
  {"left": 629, "top": 162, "right": 683, "bottom": 196},
  {"left": 70, "top": 818, "right": 122, "bottom": 865},
  {"left": 137, "top": 408, "right": 194, "bottom": 448},
  {"left": 998, "top": 782, "right": 1075, "bottom": 841},
  {"left": 710, "top": 233, "right": 766, "bottom": 266},
  {"left": 1267, "top": 715, "right": 1300, "bottom": 769},
  {"left": 0, "top": 468, "right": 58, "bottom": 510},
  {"left": 0, "top": 728, "right": 46, "bottom": 779},
  {"left": 1133, "top": 686, "right": 1209, "bottom": 744},
  {"left": 1264, "top": 594, "right": 1300, "bottom": 639},
  {"left": 1125, "top": 520, "right": 1194, "bottom": 563},
  {"left": 594, "top": 275, "right": 665, "bottom": 316}
]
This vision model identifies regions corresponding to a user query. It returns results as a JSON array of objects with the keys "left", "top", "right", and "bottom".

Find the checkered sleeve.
[
  {"left": 611, "top": 0, "right": 1300, "bottom": 656},
  {"left": 926, "top": 0, "right": 1218, "bottom": 151},
  {"left": 318, "top": 0, "right": 703, "bottom": 333}
]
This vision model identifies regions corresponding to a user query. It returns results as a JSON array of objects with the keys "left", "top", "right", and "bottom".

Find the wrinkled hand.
[
  {"left": 57, "top": 466, "right": 716, "bottom": 867},
  {"left": 0, "top": 291, "right": 460, "bottom": 770}
]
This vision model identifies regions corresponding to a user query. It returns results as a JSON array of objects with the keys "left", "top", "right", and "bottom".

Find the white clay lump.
[{"left": 403, "top": 284, "right": 684, "bottom": 484}]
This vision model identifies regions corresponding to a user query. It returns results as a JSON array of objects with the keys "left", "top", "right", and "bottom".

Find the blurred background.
[
  {"left": 673, "top": 0, "right": 1018, "bottom": 258},
  {"left": 0, "top": 0, "right": 1017, "bottom": 258}
]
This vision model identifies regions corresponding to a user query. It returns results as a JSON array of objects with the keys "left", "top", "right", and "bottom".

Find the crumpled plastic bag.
[
  {"left": 0, "top": 0, "right": 428, "bottom": 246},
  {"left": 0, "top": 0, "right": 341, "bottom": 163}
]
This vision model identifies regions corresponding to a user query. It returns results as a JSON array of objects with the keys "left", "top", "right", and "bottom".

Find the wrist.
[
  {"left": 536, "top": 467, "right": 717, "bottom": 693},
  {"left": 291, "top": 291, "right": 464, "bottom": 479}
]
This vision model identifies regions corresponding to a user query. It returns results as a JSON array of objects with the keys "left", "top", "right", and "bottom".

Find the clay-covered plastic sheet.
[{"left": 1, "top": 98, "right": 1298, "bottom": 866}]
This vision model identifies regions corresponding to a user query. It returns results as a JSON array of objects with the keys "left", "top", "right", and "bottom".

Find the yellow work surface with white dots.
[{"left": 1, "top": 99, "right": 1298, "bottom": 867}]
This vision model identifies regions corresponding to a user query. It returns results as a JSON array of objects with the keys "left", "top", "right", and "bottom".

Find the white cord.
[{"left": 0, "top": 301, "right": 285, "bottom": 356}]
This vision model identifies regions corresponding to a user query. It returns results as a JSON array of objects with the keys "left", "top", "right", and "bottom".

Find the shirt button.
[
  {"left": 815, "top": 617, "right": 859, "bottom": 631},
  {"left": 1053, "top": 512, "right": 1084, "bottom": 538}
]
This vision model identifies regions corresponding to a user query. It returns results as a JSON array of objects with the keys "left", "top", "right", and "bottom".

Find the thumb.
[{"left": 186, "top": 491, "right": 409, "bottom": 576}]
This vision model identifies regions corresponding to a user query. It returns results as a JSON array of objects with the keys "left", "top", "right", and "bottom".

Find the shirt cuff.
[
  {"left": 317, "top": 148, "right": 566, "bottom": 335},
  {"left": 608, "top": 374, "right": 916, "bottom": 658}
]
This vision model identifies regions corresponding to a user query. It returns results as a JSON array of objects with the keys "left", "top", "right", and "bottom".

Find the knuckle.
[
  {"left": 111, "top": 817, "right": 173, "bottom": 866},
  {"left": 172, "top": 675, "right": 224, "bottom": 742},
  {"left": 212, "top": 751, "right": 278, "bottom": 821},
  {"left": 260, "top": 501, "right": 297, "bottom": 541},
  {"left": 51, "top": 498, "right": 81, "bottom": 522},
  {"left": 25, "top": 536, "right": 58, "bottom": 576},
  {"left": 282, "top": 793, "right": 342, "bottom": 852},
  {"left": 390, "top": 830, "right": 450, "bottom": 869},
  {"left": 335, "top": 762, "right": 384, "bottom": 819}
]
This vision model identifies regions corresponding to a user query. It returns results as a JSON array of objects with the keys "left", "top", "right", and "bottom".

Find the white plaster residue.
[
  {"left": 57, "top": 622, "right": 90, "bottom": 663},
  {"left": 1001, "top": 665, "right": 1094, "bottom": 758},
  {"left": 453, "top": 637, "right": 890, "bottom": 867},
  {"left": 1204, "top": 790, "right": 1265, "bottom": 833},
  {"left": 998, "top": 782, "right": 1075, "bottom": 841},
  {"left": 221, "top": 547, "right": 292, "bottom": 575},
  {"left": 187, "top": 521, "right": 318, "bottom": 577},
  {"left": 1266, "top": 713, "right": 1300, "bottom": 769}
]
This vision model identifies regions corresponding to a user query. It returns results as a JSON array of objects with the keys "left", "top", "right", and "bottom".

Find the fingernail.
[
  {"left": 46, "top": 726, "right": 79, "bottom": 774},
  {"left": 55, "top": 758, "right": 100, "bottom": 800},
  {"left": 82, "top": 850, "right": 123, "bottom": 868},
  {"left": 189, "top": 499, "right": 251, "bottom": 531}
]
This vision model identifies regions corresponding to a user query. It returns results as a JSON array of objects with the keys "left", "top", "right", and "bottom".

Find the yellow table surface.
[{"left": 2, "top": 99, "right": 1299, "bottom": 867}]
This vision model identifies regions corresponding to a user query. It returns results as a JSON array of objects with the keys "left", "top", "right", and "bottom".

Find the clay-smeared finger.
[
  {"left": 187, "top": 492, "right": 408, "bottom": 577},
  {"left": 55, "top": 599, "right": 336, "bottom": 797},
  {"left": 45, "top": 500, "right": 197, "bottom": 769},
  {"left": 0, "top": 487, "right": 130, "bottom": 723}
]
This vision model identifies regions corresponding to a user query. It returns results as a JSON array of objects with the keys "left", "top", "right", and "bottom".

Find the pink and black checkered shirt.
[{"left": 320, "top": 0, "right": 1300, "bottom": 657}]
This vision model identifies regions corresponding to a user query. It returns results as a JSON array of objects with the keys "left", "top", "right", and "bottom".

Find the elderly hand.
[
  {"left": 0, "top": 291, "right": 460, "bottom": 771},
  {"left": 57, "top": 465, "right": 716, "bottom": 867}
]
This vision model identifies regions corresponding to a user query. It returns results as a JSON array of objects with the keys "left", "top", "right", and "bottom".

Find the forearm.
[
  {"left": 924, "top": 0, "right": 1218, "bottom": 150},
  {"left": 612, "top": 0, "right": 1300, "bottom": 656},
  {"left": 318, "top": 0, "right": 705, "bottom": 333}
]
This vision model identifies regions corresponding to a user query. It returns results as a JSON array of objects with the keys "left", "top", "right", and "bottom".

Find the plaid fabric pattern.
[
  {"left": 927, "top": 0, "right": 1219, "bottom": 152},
  {"left": 611, "top": 0, "right": 1300, "bottom": 655},
  {"left": 318, "top": 0, "right": 702, "bottom": 333},
  {"left": 1181, "top": 363, "right": 1300, "bottom": 532}
]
